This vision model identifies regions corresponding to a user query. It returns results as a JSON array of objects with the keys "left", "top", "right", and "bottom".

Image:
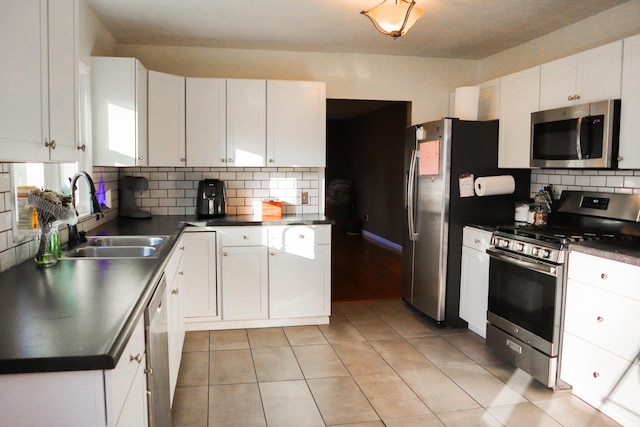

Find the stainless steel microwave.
[{"left": 530, "top": 99, "right": 620, "bottom": 168}]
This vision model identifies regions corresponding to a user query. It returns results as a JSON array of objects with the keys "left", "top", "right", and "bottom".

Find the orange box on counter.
[{"left": 262, "top": 200, "right": 282, "bottom": 219}]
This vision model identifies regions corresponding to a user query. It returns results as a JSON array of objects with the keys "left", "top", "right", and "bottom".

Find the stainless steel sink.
[
  {"left": 63, "top": 235, "right": 169, "bottom": 259},
  {"left": 66, "top": 246, "right": 157, "bottom": 258},
  {"left": 87, "top": 236, "right": 166, "bottom": 247}
]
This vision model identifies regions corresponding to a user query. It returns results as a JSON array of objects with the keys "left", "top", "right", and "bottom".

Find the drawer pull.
[
  {"left": 223, "top": 252, "right": 228, "bottom": 256},
  {"left": 243, "top": 235, "right": 249, "bottom": 240},
  {"left": 597, "top": 316, "right": 604, "bottom": 322},
  {"left": 506, "top": 339, "right": 522, "bottom": 354},
  {"left": 600, "top": 273, "right": 608, "bottom": 280},
  {"left": 130, "top": 353, "right": 143, "bottom": 364},
  {"left": 270, "top": 252, "right": 275, "bottom": 256},
  {"left": 593, "top": 371, "right": 600, "bottom": 378},
  {"left": 474, "top": 239, "right": 480, "bottom": 244},
  {"left": 179, "top": 271, "right": 184, "bottom": 275},
  {"left": 180, "top": 246, "right": 185, "bottom": 251},
  {"left": 144, "top": 368, "right": 153, "bottom": 376},
  {"left": 172, "top": 288, "right": 179, "bottom": 295},
  {"left": 298, "top": 234, "right": 305, "bottom": 239}
]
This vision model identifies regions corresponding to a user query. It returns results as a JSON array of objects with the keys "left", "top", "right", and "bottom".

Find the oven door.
[{"left": 486, "top": 247, "right": 564, "bottom": 357}]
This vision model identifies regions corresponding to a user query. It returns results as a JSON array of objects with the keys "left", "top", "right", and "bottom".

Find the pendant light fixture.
[{"left": 361, "top": 0, "right": 424, "bottom": 39}]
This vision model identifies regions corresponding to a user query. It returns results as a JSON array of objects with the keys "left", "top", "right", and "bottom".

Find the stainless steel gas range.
[{"left": 485, "top": 191, "right": 640, "bottom": 389}]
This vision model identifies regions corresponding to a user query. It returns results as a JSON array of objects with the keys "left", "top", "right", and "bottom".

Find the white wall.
[
  {"left": 477, "top": 0, "right": 640, "bottom": 82},
  {"left": 78, "top": 0, "right": 117, "bottom": 64}
]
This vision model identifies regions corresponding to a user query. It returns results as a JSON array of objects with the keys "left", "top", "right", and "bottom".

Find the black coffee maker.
[{"left": 196, "top": 179, "right": 227, "bottom": 218}]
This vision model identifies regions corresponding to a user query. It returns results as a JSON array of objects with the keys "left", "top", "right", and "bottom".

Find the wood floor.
[{"left": 331, "top": 229, "right": 402, "bottom": 302}]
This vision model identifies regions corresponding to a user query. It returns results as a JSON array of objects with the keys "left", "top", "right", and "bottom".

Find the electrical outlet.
[{"left": 301, "top": 191, "right": 309, "bottom": 205}]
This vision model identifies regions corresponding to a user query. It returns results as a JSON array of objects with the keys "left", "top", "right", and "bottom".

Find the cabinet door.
[
  {"left": 220, "top": 246, "right": 268, "bottom": 320},
  {"left": 619, "top": 34, "right": 640, "bottom": 169},
  {"left": 182, "top": 232, "right": 218, "bottom": 318},
  {"left": 186, "top": 78, "right": 227, "bottom": 166},
  {"left": 0, "top": 0, "right": 49, "bottom": 162},
  {"left": 116, "top": 356, "right": 148, "bottom": 427},
  {"left": 226, "top": 79, "right": 266, "bottom": 167},
  {"left": 269, "top": 245, "right": 331, "bottom": 318},
  {"left": 148, "top": 70, "right": 186, "bottom": 166},
  {"left": 477, "top": 78, "right": 500, "bottom": 121},
  {"left": 266, "top": 80, "right": 326, "bottom": 167},
  {"left": 576, "top": 40, "right": 622, "bottom": 105},
  {"left": 92, "top": 57, "right": 148, "bottom": 166},
  {"left": 539, "top": 55, "right": 577, "bottom": 110},
  {"left": 459, "top": 227, "right": 491, "bottom": 338},
  {"left": 47, "top": 0, "right": 79, "bottom": 163},
  {"left": 498, "top": 66, "right": 540, "bottom": 168}
]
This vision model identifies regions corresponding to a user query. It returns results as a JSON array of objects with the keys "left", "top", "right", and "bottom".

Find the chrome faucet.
[{"left": 67, "top": 171, "right": 103, "bottom": 248}]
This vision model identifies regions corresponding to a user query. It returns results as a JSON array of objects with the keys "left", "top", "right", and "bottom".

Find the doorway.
[{"left": 326, "top": 99, "right": 410, "bottom": 302}]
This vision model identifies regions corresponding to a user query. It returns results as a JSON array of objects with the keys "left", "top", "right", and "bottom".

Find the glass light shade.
[{"left": 362, "top": 0, "right": 424, "bottom": 38}]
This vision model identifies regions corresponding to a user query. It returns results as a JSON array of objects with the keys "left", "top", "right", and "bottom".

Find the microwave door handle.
[{"left": 575, "top": 116, "right": 583, "bottom": 160}]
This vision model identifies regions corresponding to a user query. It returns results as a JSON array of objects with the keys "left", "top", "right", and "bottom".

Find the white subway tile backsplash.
[
  {"left": 589, "top": 175, "right": 607, "bottom": 187},
  {"left": 606, "top": 176, "right": 624, "bottom": 187},
  {"left": 531, "top": 169, "right": 640, "bottom": 198}
]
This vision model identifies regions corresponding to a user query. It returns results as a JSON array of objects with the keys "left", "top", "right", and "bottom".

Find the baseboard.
[{"left": 362, "top": 230, "right": 402, "bottom": 252}]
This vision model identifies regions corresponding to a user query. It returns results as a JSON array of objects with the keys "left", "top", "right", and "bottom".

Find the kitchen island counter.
[{"left": 0, "top": 214, "right": 332, "bottom": 375}]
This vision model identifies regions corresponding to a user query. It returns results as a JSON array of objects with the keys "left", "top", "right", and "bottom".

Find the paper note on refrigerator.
[{"left": 419, "top": 140, "right": 440, "bottom": 175}]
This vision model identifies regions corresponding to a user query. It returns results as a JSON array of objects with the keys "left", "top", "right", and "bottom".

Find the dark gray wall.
[{"left": 326, "top": 102, "right": 410, "bottom": 246}]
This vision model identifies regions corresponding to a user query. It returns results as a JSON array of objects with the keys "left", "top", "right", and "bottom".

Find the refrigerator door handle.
[{"left": 407, "top": 148, "right": 419, "bottom": 241}]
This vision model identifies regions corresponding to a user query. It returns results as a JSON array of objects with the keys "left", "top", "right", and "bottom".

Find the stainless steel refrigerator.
[{"left": 402, "top": 118, "right": 530, "bottom": 326}]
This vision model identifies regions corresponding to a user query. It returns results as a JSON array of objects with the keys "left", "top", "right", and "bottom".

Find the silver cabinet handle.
[
  {"left": 130, "top": 353, "right": 143, "bottom": 363},
  {"left": 597, "top": 316, "right": 604, "bottom": 322},
  {"left": 179, "top": 271, "right": 184, "bottom": 275},
  {"left": 243, "top": 235, "right": 249, "bottom": 240},
  {"left": 180, "top": 246, "right": 185, "bottom": 251},
  {"left": 600, "top": 273, "right": 608, "bottom": 280},
  {"left": 474, "top": 239, "right": 480, "bottom": 244},
  {"left": 172, "top": 288, "right": 179, "bottom": 295},
  {"left": 180, "top": 157, "right": 186, "bottom": 162},
  {"left": 269, "top": 159, "right": 274, "bottom": 163},
  {"left": 77, "top": 144, "right": 86, "bottom": 151},
  {"left": 574, "top": 94, "right": 580, "bottom": 100},
  {"left": 138, "top": 155, "right": 144, "bottom": 160},
  {"left": 228, "top": 157, "right": 234, "bottom": 163},
  {"left": 593, "top": 371, "right": 600, "bottom": 378},
  {"left": 45, "top": 139, "right": 56, "bottom": 149},
  {"left": 221, "top": 158, "right": 226, "bottom": 162},
  {"left": 298, "top": 234, "right": 305, "bottom": 239},
  {"left": 223, "top": 252, "right": 228, "bottom": 256},
  {"left": 270, "top": 252, "right": 275, "bottom": 256}
]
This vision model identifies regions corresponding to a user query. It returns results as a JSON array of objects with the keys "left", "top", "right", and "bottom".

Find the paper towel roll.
[
  {"left": 474, "top": 175, "right": 515, "bottom": 197},
  {"left": 454, "top": 86, "right": 480, "bottom": 120}
]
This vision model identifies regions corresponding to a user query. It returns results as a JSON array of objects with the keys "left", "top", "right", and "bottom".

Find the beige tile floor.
[{"left": 171, "top": 300, "right": 622, "bottom": 427}]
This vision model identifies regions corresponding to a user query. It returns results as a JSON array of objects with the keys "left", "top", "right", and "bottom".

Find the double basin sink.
[{"left": 64, "top": 235, "right": 169, "bottom": 259}]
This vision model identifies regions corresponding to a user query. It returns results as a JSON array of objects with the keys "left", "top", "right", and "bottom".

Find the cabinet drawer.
[
  {"left": 110, "top": 317, "right": 145, "bottom": 423},
  {"left": 568, "top": 252, "right": 640, "bottom": 301},
  {"left": 561, "top": 332, "right": 640, "bottom": 427},
  {"left": 462, "top": 226, "right": 492, "bottom": 251},
  {"left": 218, "top": 227, "right": 267, "bottom": 246},
  {"left": 269, "top": 225, "right": 331, "bottom": 247},
  {"left": 565, "top": 279, "right": 640, "bottom": 362}
]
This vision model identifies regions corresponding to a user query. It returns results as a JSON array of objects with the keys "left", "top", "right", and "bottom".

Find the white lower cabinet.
[
  {"left": 165, "top": 237, "right": 186, "bottom": 405},
  {"left": 182, "top": 231, "right": 218, "bottom": 320},
  {"left": 221, "top": 245, "right": 269, "bottom": 320},
  {"left": 183, "top": 225, "right": 331, "bottom": 329},
  {"left": 0, "top": 316, "right": 148, "bottom": 427},
  {"left": 459, "top": 226, "right": 492, "bottom": 338},
  {"left": 268, "top": 225, "right": 331, "bottom": 318},
  {"left": 561, "top": 251, "right": 640, "bottom": 427}
]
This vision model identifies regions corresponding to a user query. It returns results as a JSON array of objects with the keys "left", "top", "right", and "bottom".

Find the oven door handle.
[{"left": 486, "top": 248, "right": 558, "bottom": 277}]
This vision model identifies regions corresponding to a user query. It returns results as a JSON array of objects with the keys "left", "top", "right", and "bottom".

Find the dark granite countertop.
[
  {"left": 569, "top": 240, "right": 640, "bottom": 267},
  {"left": 0, "top": 214, "right": 332, "bottom": 375}
]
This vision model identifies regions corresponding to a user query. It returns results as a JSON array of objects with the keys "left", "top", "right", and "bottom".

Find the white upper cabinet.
[
  {"left": 186, "top": 78, "right": 227, "bottom": 167},
  {"left": 498, "top": 66, "right": 540, "bottom": 168},
  {"left": 226, "top": 79, "right": 267, "bottom": 167},
  {"left": 0, "top": 0, "right": 79, "bottom": 163},
  {"left": 540, "top": 40, "right": 623, "bottom": 110},
  {"left": 267, "top": 80, "right": 326, "bottom": 167},
  {"left": 148, "top": 70, "right": 186, "bottom": 167},
  {"left": 619, "top": 34, "right": 640, "bottom": 169},
  {"left": 477, "top": 78, "right": 500, "bottom": 121},
  {"left": 92, "top": 57, "right": 148, "bottom": 166}
]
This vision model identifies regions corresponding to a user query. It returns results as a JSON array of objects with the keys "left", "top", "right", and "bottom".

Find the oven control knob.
[
  {"left": 532, "top": 247, "right": 540, "bottom": 257},
  {"left": 541, "top": 249, "right": 551, "bottom": 258},
  {"left": 514, "top": 242, "right": 525, "bottom": 252},
  {"left": 498, "top": 239, "right": 509, "bottom": 248}
]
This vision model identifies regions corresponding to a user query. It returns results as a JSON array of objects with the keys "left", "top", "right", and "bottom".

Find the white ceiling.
[{"left": 84, "top": 0, "right": 631, "bottom": 59}]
